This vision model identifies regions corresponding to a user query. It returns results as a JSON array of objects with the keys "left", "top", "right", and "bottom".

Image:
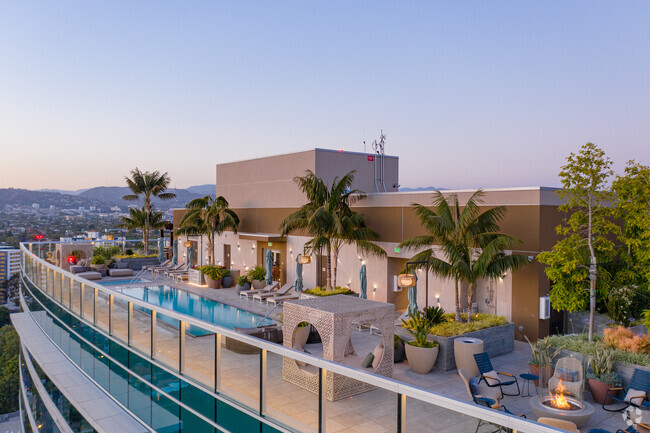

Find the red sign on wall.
[{"left": 367, "top": 155, "right": 374, "bottom": 162}]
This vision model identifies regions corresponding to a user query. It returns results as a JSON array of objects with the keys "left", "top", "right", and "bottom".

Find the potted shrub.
[
  {"left": 295, "top": 321, "right": 310, "bottom": 347},
  {"left": 89, "top": 256, "right": 107, "bottom": 272},
  {"left": 526, "top": 336, "right": 562, "bottom": 387},
  {"left": 222, "top": 272, "right": 234, "bottom": 288},
  {"left": 403, "top": 310, "right": 439, "bottom": 374},
  {"left": 247, "top": 265, "right": 266, "bottom": 289},
  {"left": 235, "top": 275, "right": 251, "bottom": 293},
  {"left": 201, "top": 265, "right": 229, "bottom": 289},
  {"left": 587, "top": 348, "right": 622, "bottom": 404}
]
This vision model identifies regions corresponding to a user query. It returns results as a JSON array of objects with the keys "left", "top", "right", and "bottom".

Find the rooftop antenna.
[{"left": 371, "top": 130, "right": 387, "bottom": 192}]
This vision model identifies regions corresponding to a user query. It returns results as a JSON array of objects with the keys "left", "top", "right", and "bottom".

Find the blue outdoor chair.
[
  {"left": 473, "top": 352, "right": 520, "bottom": 397},
  {"left": 603, "top": 368, "right": 650, "bottom": 412}
]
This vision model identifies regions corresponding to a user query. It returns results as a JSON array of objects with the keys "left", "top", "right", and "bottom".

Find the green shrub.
[
  {"left": 422, "top": 306, "right": 446, "bottom": 325},
  {"left": 93, "top": 245, "right": 121, "bottom": 259},
  {"left": 200, "top": 265, "right": 229, "bottom": 280},
  {"left": 247, "top": 265, "right": 266, "bottom": 281},
  {"left": 402, "top": 310, "right": 438, "bottom": 348},
  {"left": 125, "top": 248, "right": 134, "bottom": 256},
  {"left": 403, "top": 313, "right": 508, "bottom": 338},
  {"left": 237, "top": 275, "right": 250, "bottom": 286},
  {"left": 303, "top": 287, "right": 355, "bottom": 296},
  {"left": 90, "top": 256, "right": 106, "bottom": 265},
  {"left": 547, "top": 333, "right": 650, "bottom": 367}
]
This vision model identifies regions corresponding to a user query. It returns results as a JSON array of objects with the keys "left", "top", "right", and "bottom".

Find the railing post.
[
  {"left": 215, "top": 333, "right": 221, "bottom": 392},
  {"left": 397, "top": 393, "right": 406, "bottom": 433},
  {"left": 151, "top": 310, "right": 157, "bottom": 359},
  {"left": 93, "top": 287, "right": 98, "bottom": 326},
  {"left": 79, "top": 283, "right": 84, "bottom": 318},
  {"left": 179, "top": 320, "right": 186, "bottom": 372},
  {"left": 128, "top": 302, "right": 133, "bottom": 346},
  {"left": 319, "top": 368, "right": 326, "bottom": 433},
  {"left": 260, "top": 349, "right": 267, "bottom": 415},
  {"left": 108, "top": 294, "right": 114, "bottom": 335}
]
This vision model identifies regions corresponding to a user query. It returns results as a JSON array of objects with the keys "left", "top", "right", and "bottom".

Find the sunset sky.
[{"left": 1, "top": 1, "right": 649, "bottom": 190}]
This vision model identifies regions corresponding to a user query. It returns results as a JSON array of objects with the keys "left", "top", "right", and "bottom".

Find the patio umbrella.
[
  {"left": 408, "top": 275, "right": 418, "bottom": 312},
  {"left": 171, "top": 239, "right": 178, "bottom": 265},
  {"left": 359, "top": 264, "right": 367, "bottom": 299},
  {"left": 157, "top": 238, "right": 164, "bottom": 262},
  {"left": 187, "top": 245, "right": 194, "bottom": 270},
  {"left": 265, "top": 250, "right": 273, "bottom": 285},
  {"left": 294, "top": 255, "right": 304, "bottom": 292}
]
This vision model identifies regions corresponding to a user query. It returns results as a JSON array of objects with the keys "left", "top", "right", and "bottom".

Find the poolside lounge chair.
[
  {"left": 239, "top": 282, "right": 280, "bottom": 300},
  {"left": 153, "top": 262, "right": 184, "bottom": 278},
  {"left": 253, "top": 283, "right": 293, "bottom": 303},
  {"left": 266, "top": 291, "right": 301, "bottom": 306},
  {"left": 143, "top": 259, "right": 170, "bottom": 272},
  {"left": 474, "top": 352, "right": 520, "bottom": 397},
  {"left": 603, "top": 368, "right": 650, "bottom": 412},
  {"left": 163, "top": 264, "right": 189, "bottom": 278}
]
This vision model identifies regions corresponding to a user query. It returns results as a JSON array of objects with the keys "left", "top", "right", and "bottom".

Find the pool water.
[
  {"left": 114, "top": 285, "right": 274, "bottom": 335},
  {"left": 100, "top": 278, "right": 147, "bottom": 285}
]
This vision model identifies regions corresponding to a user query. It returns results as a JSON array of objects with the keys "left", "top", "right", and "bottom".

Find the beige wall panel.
[{"left": 314, "top": 149, "right": 399, "bottom": 194}]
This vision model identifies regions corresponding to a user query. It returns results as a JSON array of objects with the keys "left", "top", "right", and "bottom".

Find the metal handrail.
[{"left": 20, "top": 242, "right": 561, "bottom": 433}]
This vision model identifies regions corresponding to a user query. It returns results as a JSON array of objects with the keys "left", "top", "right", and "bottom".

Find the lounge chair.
[
  {"left": 474, "top": 352, "right": 520, "bottom": 397},
  {"left": 253, "top": 283, "right": 293, "bottom": 303},
  {"left": 154, "top": 262, "right": 184, "bottom": 278},
  {"left": 239, "top": 282, "right": 280, "bottom": 300},
  {"left": 163, "top": 264, "right": 189, "bottom": 278},
  {"left": 266, "top": 292, "right": 301, "bottom": 306},
  {"left": 537, "top": 417, "right": 579, "bottom": 433},
  {"left": 603, "top": 368, "right": 650, "bottom": 412},
  {"left": 143, "top": 259, "right": 170, "bottom": 271}
]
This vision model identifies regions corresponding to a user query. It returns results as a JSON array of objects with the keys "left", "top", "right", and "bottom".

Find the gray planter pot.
[
  {"left": 235, "top": 282, "right": 251, "bottom": 293},
  {"left": 222, "top": 276, "right": 233, "bottom": 288},
  {"left": 252, "top": 279, "right": 266, "bottom": 290}
]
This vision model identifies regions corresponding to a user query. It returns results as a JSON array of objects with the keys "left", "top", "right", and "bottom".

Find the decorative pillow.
[
  {"left": 624, "top": 388, "right": 646, "bottom": 403},
  {"left": 293, "top": 343, "right": 306, "bottom": 367},
  {"left": 556, "top": 366, "right": 579, "bottom": 382},
  {"left": 469, "top": 376, "right": 480, "bottom": 395},
  {"left": 372, "top": 343, "right": 384, "bottom": 369},
  {"left": 483, "top": 370, "right": 500, "bottom": 386},
  {"left": 362, "top": 352, "right": 375, "bottom": 368}
]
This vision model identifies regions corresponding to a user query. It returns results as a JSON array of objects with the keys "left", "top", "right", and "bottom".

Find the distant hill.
[
  {"left": 186, "top": 184, "right": 215, "bottom": 196},
  {"left": 38, "top": 188, "right": 89, "bottom": 195},
  {"left": 79, "top": 187, "right": 202, "bottom": 209},
  {"left": 0, "top": 188, "right": 105, "bottom": 209},
  {"left": 399, "top": 186, "right": 446, "bottom": 192}
]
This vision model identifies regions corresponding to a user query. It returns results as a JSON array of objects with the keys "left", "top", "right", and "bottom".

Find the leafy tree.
[
  {"left": 118, "top": 207, "right": 169, "bottom": 250},
  {"left": 612, "top": 161, "right": 650, "bottom": 285},
  {"left": 176, "top": 196, "right": 240, "bottom": 266},
  {"left": 122, "top": 169, "right": 176, "bottom": 251},
  {"left": 400, "top": 190, "right": 528, "bottom": 321},
  {"left": 538, "top": 143, "right": 617, "bottom": 341},
  {"left": 0, "top": 325, "right": 19, "bottom": 414},
  {"left": 280, "top": 170, "right": 385, "bottom": 289},
  {"left": 0, "top": 307, "right": 10, "bottom": 327}
]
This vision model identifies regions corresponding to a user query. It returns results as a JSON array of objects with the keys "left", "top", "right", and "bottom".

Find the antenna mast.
[{"left": 371, "top": 130, "right": 387, "bottom": 192}]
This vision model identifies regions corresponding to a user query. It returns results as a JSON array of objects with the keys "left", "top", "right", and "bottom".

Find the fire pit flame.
[{"left": 549, "top": 380, "right": 571, "bottom": 410}]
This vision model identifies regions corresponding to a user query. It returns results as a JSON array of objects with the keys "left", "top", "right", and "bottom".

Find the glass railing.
[{"left": 20, "top": 242, "right": 560, "bottom": 433}]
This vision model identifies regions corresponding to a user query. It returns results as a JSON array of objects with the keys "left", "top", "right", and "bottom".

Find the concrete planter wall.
[
  {"left": 397, "top": 323, "right": 514, "bottom": 371},
  {"left": 115, "top": 257, "right": 159, "bottom": 270}
]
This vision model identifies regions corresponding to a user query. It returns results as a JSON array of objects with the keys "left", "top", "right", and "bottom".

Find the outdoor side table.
[{"left": 520, "top": 373, "right": 539, "bottom": 397}]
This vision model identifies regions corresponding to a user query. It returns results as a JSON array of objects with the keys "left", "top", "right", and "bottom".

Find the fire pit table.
[{"left": 529, "top": 394, "right": 594, "bottom": 427}]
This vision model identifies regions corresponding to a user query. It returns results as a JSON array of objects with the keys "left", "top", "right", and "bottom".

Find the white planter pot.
[
  {"left": 252, "top": 279, "right": 266, "bottom": 290},
  {"left": 405, "top": 343, "right": 439, "bottom": 374},
  {"left": 295, "top": 325, "right": 310, "bottom": 347}
]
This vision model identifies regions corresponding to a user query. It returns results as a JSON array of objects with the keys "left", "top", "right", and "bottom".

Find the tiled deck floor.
[{"left": 90, "top": 274, "right": 633, "bottom": 433}]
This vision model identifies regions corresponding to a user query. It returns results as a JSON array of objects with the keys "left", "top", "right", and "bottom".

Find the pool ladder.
[{"left": 255, "top": 301, "right": 283, "bottom": 327}]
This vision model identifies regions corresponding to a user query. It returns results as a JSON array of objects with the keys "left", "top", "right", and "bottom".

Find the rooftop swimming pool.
[{"left": 111, "top": 285, "right": 274, "bottom": 335}]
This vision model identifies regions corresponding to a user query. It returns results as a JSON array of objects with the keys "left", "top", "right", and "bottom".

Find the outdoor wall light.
[
  {"left": 436, "top": 296, "right": 440, "bottom": 304},
  {"left": 297, "top": 255, "right": 311, "bottom": 265},
  {"left": 237, "top": 244, "right": 240, "bottom": 250},
  {"left": 397, "top": 273, "right": 416, "bottom": 288},
  {"left": 106, "top": 235, "right": 114, "bottom": 241},
  {"left": 289, "top": 249, "right": 293, "bottom": 255}
]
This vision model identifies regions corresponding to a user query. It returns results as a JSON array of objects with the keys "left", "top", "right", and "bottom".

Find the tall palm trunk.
[
  {"left": 467, "top": 282, "right": 474, "bottom": 323},
  {"left": 207, "top": 232, "right": 214, "bottom": 266},
  {"left": 454, "top": 278, "right": 461, "bottom": 321},
  {"left": 144, "top": 202, "right": 150, "bottom": 254},
  {"left": 331, "top": 244, "right": 339, "bottom": 289},
  {"left": 326, "top": 244, "right": 333, "bottom": 290}
]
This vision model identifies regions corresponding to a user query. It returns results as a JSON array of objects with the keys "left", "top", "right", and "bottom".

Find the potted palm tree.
[
  {"left": 247, "top": 265, "right": 266, "bottom": 289},
  {"left": 403, "top": 310, "right": 439, "bottom": 374},
  {"left": 587, "top": 348, "right": 621, "bottom": 404}
]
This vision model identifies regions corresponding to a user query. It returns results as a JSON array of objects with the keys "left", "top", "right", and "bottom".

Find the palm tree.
[
  {"left": 118, "top": 207, "right": 169, "bottom": 249},
  {"left": 176, "top": 196, "right": 240, "bottom": 266},
  {"left": 399, "top": 190, "right": 528, "bottom": 321},
  {"left": 122, "top": 168, "right": 176, "bottom": 251},
  {"left": 280, "top": 170, "right": 385, "bottom": 289}
]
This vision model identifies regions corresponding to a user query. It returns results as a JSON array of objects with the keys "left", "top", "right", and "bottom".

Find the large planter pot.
[
  {"left": 295, "top": 325, "right": 310, "bottom": 347},
  {"left": 588, "top": 378, "right": 615, "bottom": 404},
  {"left": 205, "top": 276, "right": 221, "bottom": 289},
  {"left": 221, "top": 276, "right": 233, "bottom": 288},
  {"left": 235, "top": 283, "right": 251, "bottom": 293},
  {"left": 405, "top": 343, "right": 439, "bottom": 374},
  {"left": 252, "top": 279, "right": 266, "bottom": 290},
  {"left": 530, "top": 365, "right": 553, "bottom": 387}
]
